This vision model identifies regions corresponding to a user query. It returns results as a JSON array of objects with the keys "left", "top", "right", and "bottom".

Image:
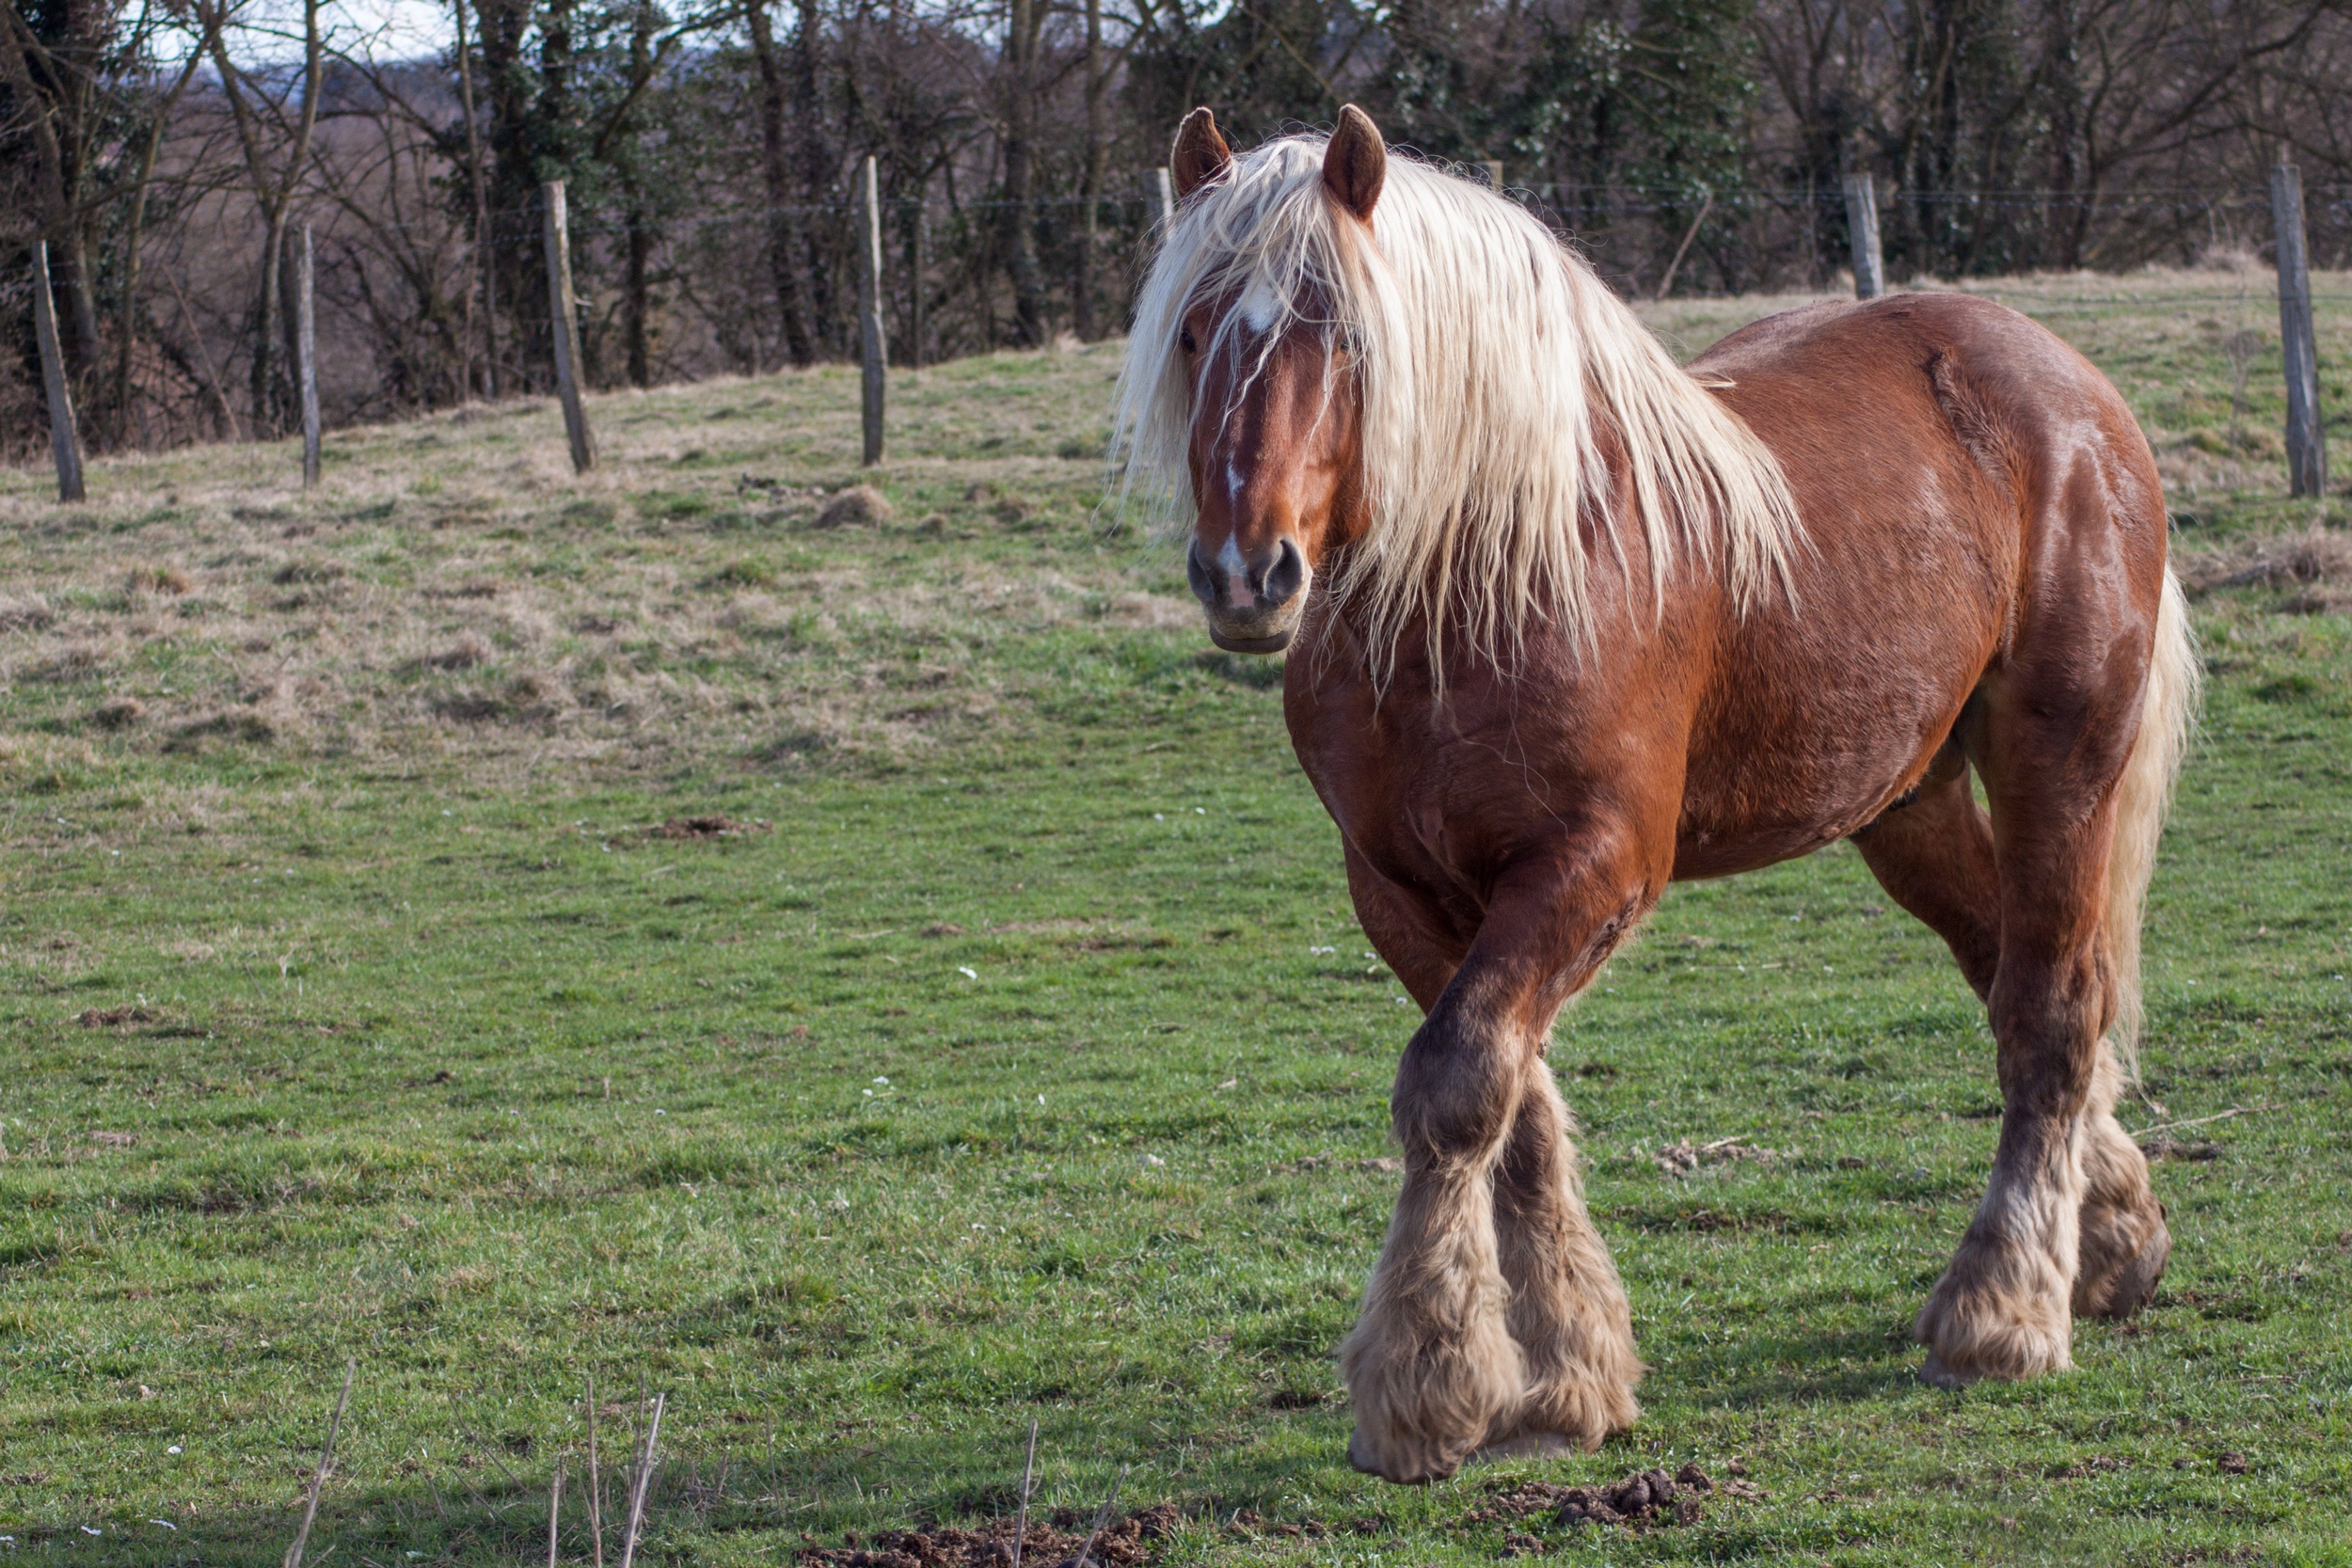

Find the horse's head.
[{"left": 1162, "top": 105, "right": 1389, "bottom": 655}]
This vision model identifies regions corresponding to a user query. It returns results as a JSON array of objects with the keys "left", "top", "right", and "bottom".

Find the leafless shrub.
[
  {"left": 2180, "top": 529, "right": 2352, "bottom": 594},
  {"left": 2281, "top": 585, "right": 2352, "bottom": 615}
]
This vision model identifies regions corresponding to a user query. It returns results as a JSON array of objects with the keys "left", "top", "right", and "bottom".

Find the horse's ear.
[
  {"left": 1170, "top": 107, "right": 1232, "bottom": 199},
  {"left": 1324, "top": 104, "right": 1386, "bottom": 223}
]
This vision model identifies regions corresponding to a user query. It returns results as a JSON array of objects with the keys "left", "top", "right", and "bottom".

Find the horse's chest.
[{"left": 1292, "top": 707, "right": 1517, "bottom": 898}]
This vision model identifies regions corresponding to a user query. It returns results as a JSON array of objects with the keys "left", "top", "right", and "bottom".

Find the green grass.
[{"left": 1, "top": 272, "right": 2349, "bottom": 1566}]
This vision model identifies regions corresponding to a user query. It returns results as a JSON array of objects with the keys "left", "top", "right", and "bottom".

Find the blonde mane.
[{"left": 1113, "top": 134, "right": 1803, "bottom": 679}]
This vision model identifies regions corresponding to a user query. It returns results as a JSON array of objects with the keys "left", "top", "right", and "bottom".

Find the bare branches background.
[{"left": 6, "top": 0, "right": 2350, "bottom": 462}]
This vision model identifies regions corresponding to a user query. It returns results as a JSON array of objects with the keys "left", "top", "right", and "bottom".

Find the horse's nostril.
[
  {"left": 1262, "top": 537, "right": 1308, "bottom": 607},
  {"left": 1185, "top": 538, "right": 1219, "bottom": 607}
]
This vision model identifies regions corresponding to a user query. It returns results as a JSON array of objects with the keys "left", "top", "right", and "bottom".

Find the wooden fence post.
[
  {"left": 30, "top": 242, "right": 86, "bottom": 502},
  {"left": 297, "top": 225, "right": 321, "bottom": 489},
  {"left": 1842, "top": 173, "right": 1884, "bottom": 300},
  {"left": 1478, "top": 161, "right": 1503, "bottom": 190},
  {"left": 1153, "top": 166, "right": 1174, "bottom": 228},
  {"left": 2270, "top": 162, "right": 2328, "bottom": 499},
  {"left": 858, "top": 154, "right": 886, "bottom": 467},
  {"left": 541, "top": 179, "right": 596, "bottom": 473}
]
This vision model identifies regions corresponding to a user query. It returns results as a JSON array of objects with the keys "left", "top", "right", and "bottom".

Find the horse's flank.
[{"left": 1115, "top": 135, "right": 1804, "bottom": 683}]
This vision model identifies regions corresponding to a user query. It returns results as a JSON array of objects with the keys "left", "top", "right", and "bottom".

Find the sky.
[{"left": 188, "top": 0, "right": 456, "bottom": 66}]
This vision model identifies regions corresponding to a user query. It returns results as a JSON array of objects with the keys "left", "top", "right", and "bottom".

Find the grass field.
[{"left": 2, "top": 269, "right": 2349, "bottom": 1567}]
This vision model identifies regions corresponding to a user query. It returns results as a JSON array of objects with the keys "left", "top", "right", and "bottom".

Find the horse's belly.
[{"left": 1672, "top": 609, "right": 1999, "bottom": 879}]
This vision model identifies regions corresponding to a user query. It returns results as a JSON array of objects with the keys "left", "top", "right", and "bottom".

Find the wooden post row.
[
  {"left": 859, "top": 154, "right": 886, "bottom": 467},
  {"left": 542, "top": 180, "right": 596, "bottom": 473},
  {"left": 297, "top": 225, "right": 321, "bottom": 489},
  {"left": 1842, "top": 173, "right": 1884, "bottom": 300},
  {"left": 30, "top": 242, "right": 86, "bottom": 502},
  {"left": 2270, "top": 163, "right": 2328, "bottom": 499},
  {"left": 1153, "top": 166, "right": 1174, "bottom": 229}
]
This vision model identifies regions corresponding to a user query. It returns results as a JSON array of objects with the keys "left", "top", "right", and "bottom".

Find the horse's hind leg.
[
  {"left": 1851, "top": 734, "right": 2000, "bottom": 1000},
  {"left": 1910, "top": 623, "right": 2168, "bottom": 1385},
  {"left": 1853, "top": 738, "right": 2167, "bottom": 1329},
  {"left": 2074, "top": 1051, "right": 2168, "bottom": 1318}
]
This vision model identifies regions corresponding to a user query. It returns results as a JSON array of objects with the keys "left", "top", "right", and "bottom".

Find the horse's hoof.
[
  {"left": 1919, "top": 1354, "right": 1978, "bottom": 1390},
  {"left": 2076, "top": 1203, "right": 2169, "bottom": 1320},
  {"left": 1347, "top": 1426, "right": 1456, "bottom": 1485},
  {"left": 1471, "top": 1431, "right": 1583, "bottom": 1465},
  {"left": 2085, "top": 1227, "right": 2169, "bottom": 1319}
]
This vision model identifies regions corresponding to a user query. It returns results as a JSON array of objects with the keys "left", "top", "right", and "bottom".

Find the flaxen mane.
[{"left": 1115, "top": 135, "right": 1804, "bottom": 676}]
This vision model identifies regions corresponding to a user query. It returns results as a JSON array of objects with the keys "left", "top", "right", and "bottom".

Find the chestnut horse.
[{"left": 1114, "top": 105, "right": 2199, "bottom": 1484}]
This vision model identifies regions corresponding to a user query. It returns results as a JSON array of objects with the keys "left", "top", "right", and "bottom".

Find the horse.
[{"left": 1113, "top": 105, "right": 2199, "bottom": 1485}]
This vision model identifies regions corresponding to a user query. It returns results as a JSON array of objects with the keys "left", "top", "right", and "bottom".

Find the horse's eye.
[{"left": 1178, "top": 327, "right": 1198, "bottom": 355}]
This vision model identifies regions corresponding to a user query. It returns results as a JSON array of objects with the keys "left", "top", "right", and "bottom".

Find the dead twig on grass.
[
  {"left": 618, "top": 1391, "right": 665, "bottom": 1568},
  {"left": 585, "top": 1376, "right": 605, "bottom": 1568},
  {"left": 1071, "top": 1465, "right": 1128, "bottom": 1568},
  {"left": 548, "top": 1460, "right": 564, "bottom": 1568},
  {"left": 1011, "top": 1418, "right": 1038, "bottom": 1568},
  {"left": 283, "top": 1357, "right": 355, "bottom": 1568},
  {"left": 2128, "top": 1102, "right": 2277, "bottom": 1139}
]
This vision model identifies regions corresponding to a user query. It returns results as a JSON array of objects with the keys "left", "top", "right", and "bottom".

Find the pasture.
[{"left": 2, "top": 268, "right": 2349, "bottom": 1566}]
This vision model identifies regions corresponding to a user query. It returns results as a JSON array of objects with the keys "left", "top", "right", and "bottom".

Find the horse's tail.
[{"left": 2106, "top": 568, "right": 2200, "bottom": 1074}]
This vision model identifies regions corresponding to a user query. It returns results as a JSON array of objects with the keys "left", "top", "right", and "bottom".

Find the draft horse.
[{"left": 1115, "top": 106, "right": 2199, "bottom": 1484}]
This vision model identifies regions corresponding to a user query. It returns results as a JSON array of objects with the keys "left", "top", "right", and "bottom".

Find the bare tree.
[{"left": 200, "top": 0, "right": 324, "bottom": 435}]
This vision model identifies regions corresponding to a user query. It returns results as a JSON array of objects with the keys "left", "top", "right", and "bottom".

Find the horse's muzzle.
[{"left": 1189, "top": 535, "right": 1307, "bottom": 654}]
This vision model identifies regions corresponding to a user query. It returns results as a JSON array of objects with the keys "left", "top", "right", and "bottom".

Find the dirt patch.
[
  {"left": 1274, "top": 1154, "right": 1402, "bottom": 1175},
  {"left": 798, "top": 1502, "right": 1178, "bottom": 1568},
  {"left": 647, "top": 815, "right": 771, "bottom": 840},
  {"left": 1462, "top": 1463, "right": 1759, "bottom": 1538},
  {"left": 78, "top": 1006, "right": 159, "bottom": 1027},
  {"left": 92, "top": 696, "right": 146, "bottom": 731},
  {"left": 815, "top": 485, "right": 894, "bottom": 529},
  {"left": 1645, "top": 1135, "right": 1785, "bottom": 1176}
]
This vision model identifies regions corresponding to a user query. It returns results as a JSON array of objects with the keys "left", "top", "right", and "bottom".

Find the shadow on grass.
[
  {"left": 1660, "top": 1324, "right": 1923, "bottom": 1410},
  {"left": 69, "top": 1409, "right": 1353, "bottom": 1568}
]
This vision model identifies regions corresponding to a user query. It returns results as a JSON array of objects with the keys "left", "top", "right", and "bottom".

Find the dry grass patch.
[{"left": 0, "top": 343, "right": 1165, "bottom": 780}]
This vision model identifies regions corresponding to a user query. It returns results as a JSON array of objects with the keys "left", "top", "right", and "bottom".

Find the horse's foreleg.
[
  {"left": 1343, "top": 852, "right": 1650, "bottom": 1483},
  {"left": 1482, "top": 1059, "right": 1641, "bottom": 1458}
]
